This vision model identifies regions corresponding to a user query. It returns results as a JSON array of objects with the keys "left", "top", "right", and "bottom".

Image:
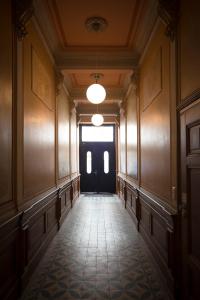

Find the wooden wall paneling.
[
  {"left": 119, "top": 107, "right": 127, "bottom": 175},
  {"left": 0, "top": 214, "right": 21, "bottom": 300},
  {"left": 22, "top": 21, "right": 56, "bottom": 204},
  {"left": 20, "top": 190, "right": 58, "bottom": 289},
  {"left": 71, "top": 176, "right": 80, "bottom": 207},
  {"left": 0, "top": 0, "right": 16, "bottom": 222},
  {"left": 56, "top": 81, "right": 70, "bottom": 184},
  {"left": 126, "top": 182, "right": 140, "bottom": 229},
  {"left": 140, "top": 20, "right": 172, "bottom": 205},
  {"left": 139, "top": 190, "right": 176, "bottom": 293},
  {"left": 70, "top": 106, "right": 78, "bottom": 176},
  {"left": 126, "top": 85, "right": 138, "bottom": 182},
  {"left": 180, "top": 100, "right": 200, "bottom": 300},
  {"left": 179, "top": 0, "right": 200, "bottom": 104},
  {"left": 58, "top": 182, "right": 72, "bottom": 227},
  {"left": 117, "top": 176, "right": 126, "bottom": 205}
]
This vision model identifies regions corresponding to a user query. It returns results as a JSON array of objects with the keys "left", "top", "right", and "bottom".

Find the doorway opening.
[{"left": 79, "top": 125, "right": 116, "bottom": 194}]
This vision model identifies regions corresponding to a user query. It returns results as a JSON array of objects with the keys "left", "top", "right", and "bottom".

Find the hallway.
[{"left": 21, "top": 195, "right": 170, "bottom": 300}]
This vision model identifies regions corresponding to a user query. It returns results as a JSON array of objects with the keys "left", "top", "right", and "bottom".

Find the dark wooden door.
[
  {"left": 180, "top": 100, "right": 200, "bottom": 300},
  {"left": 79, "top": 126, "right": 116, "bottom": 193}
]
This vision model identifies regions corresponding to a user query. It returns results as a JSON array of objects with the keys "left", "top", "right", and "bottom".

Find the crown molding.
[
  {"left": 55, "top": 51, "right": 138, "bottom": 70},
  {"left": 33, "top": 0, "right": 158, "bottom": 70},
  {"left": 70, "top": 86, "right": 125, "bottom": 101}
]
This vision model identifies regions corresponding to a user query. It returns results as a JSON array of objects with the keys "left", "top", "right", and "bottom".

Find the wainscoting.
[
  {"left": 117, "top": 175, "right": 178, "bottom": 298},
  {"left": 0, "top": 176, "right": 80, "bottom": 300}
]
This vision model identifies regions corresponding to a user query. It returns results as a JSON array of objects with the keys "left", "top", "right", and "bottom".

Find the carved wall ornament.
[
  {"left": 14, "top": 0, "right": 34, "bottom": 41},
  {"left": 130, "top": 70, "right": 139, "bottom": 91},
  {"left": 55, "top": 70, "right": 64, "bottom": 96},
  {"left": 158, "top": 0, "right": 178, "bottom": 41}
]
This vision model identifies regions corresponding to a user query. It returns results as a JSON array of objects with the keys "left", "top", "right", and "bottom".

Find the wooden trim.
[
  {"left": 117, "top": 174, "right": 178, "bottom": 297},
  {"left": 177, "top": 89, "right": 200, "bottom": 111}
]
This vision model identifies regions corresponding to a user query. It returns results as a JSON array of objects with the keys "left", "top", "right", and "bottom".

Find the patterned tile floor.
[{"left": 21, "top": 194, "right": 171, "bottom": 300}]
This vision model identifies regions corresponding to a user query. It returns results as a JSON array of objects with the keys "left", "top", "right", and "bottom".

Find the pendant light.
[
  {"left": 91, "top": 103, "right": 104, "bottom": 126},
  {"left": 86, "top": 73, "right": 106, "bottom": 104},
  {"left": 91, "top": 114, "right": 104, "bottom": 126},
  {"left": 85, "top": 17, "right": 108, "bottom": 104}
]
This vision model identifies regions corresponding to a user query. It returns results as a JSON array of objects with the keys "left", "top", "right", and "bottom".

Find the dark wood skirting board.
[
  {"left": 117, "top": 175, "right": 178, "bottom": 298},
  {"left": 117, "top": 176, "right": 126, "bottom": 206},
  {"left": 0, "top": 175, "right": 80, "bottom": 300},
  {"left": 126, "top": 182, "right": 140, "bottom": 230},
  {"left": 71, "top": 175, "right": 80, "bottom": 207}
]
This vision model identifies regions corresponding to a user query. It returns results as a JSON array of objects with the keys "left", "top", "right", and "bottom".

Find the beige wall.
[{"left": 0, "top": 0, "right": 14, "bottom": 221}]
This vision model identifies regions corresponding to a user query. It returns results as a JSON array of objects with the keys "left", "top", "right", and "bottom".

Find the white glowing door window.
[
  {"left": 86, "top": 151, "right": 92, "bottom": 174},
  {"left": 104, "top": 151, "right": 109, "bottom": 174}
]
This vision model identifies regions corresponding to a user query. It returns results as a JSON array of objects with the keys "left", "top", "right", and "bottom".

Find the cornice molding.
[
  {"left": 14, "top": 0, "right": 34, "bottom": 41},
  {"left": 70, "top": 87, "right": 125, "bottom": 102},
  {"left": 158, "top": 0, "right": 179, "bottom": 41},
  {"left": 55, "top": 51, "right": 138, "bottom": 70},
  {"left": 33, "top": 0, "right": 158, "bottom": 70}
]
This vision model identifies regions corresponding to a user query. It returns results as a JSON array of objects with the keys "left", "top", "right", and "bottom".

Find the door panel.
[
  {"left": 180, "top": 100, "right": 200, "bottom": 300},
  {"left": 79, "top": 126, "right": 116, "bottom": 193}
]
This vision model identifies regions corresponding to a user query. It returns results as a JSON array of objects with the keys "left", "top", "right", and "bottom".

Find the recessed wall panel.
[
  {"left": 126, "top": 88, "right": 138, "bottom": 179},
  {"left": 140, "top": 21, "right": 171, "bottom": 203},
  {"left": 23, "top": 22, "right": 56, "bottom": 201}
]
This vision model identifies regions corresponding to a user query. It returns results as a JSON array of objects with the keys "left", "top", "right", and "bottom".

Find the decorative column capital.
[
  {"left": 130, "top": 70, "right": 139, "bottom": 91},
  {"left": 158, "top": 0, "right": 179, "bottom": 41},
  {"left": 14, "top": 0, "right": 34, "bottom": 41},
  {"left": 55, "top": 70, "right": 64, "bottom": 96}
]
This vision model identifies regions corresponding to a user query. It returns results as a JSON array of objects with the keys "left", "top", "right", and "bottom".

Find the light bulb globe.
[
  {"left": 91, "top": 114, "right": 104, "bottom": 126},
  {"left": 86, "top": 83, "right": 106, "bottom": 104}
]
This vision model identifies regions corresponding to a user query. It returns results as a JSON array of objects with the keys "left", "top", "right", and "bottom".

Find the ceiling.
[{"left": 34, "top": 0, "right": 158, "bottom": 116}]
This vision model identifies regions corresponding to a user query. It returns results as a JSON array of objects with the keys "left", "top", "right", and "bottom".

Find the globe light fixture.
[
  {"left": 91, "top": 114, "right": 104, "bottom": 126},
  {"left": 86, "top": 73, "right": 106, "bottom": 104}
]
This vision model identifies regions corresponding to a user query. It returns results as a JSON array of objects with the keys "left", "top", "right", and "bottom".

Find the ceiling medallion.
[{"left": 85, "top": 16, "right": 108, "bottom": 32}]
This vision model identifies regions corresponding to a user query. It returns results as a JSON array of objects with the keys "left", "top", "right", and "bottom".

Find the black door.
[{"left": 79, "top": 125, "right": 116, "bottom": 193}]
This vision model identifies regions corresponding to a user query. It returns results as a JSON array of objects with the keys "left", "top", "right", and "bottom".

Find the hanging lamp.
[
  {"left": 91, "top": 113, "right": 104, "bottom": 126},
  {"left": 86, "top": 73, "right": 106, "bottom": 104},
  {"left": 85, "top": 17, "right": 108, "bottom": 104}
]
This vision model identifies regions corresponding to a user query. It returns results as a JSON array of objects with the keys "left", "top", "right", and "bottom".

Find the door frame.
[
  {"left": 79, "top": 123, "right": 118, "bottom": 193},
  {"left": 179, "top": 98, "right": 200, "bottom": 300}
]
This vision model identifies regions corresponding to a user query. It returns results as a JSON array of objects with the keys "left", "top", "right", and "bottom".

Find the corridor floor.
[{"left": 21, "top": 195, "right": 170, "bottom": 300}]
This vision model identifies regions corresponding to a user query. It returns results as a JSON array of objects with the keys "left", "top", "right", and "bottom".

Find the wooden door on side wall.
[
  {"left": 180, "top": 100, "right": 200, "bottom": 300},
  {"left": 79, "top": 125, "right": 116, "bottom": 193}
]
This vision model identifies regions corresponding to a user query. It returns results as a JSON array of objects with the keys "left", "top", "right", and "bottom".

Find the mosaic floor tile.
[{"left": 20, "top": 194, "right": 171, "bottom": 300}]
